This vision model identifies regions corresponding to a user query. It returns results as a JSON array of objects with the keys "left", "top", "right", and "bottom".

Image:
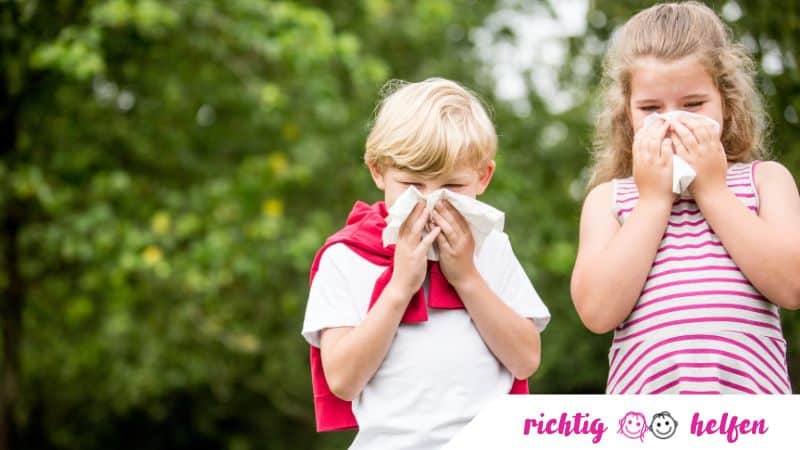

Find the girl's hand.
[
  {"left": 632, "top": 117, "right": 674, "bottom": 206},
  {"left": 668, "top": 115, "right": 728, "bottom": 198},
  {"left": 431, "top": 199, "right": 477, "bottom": 287},
  {"left": 390, "top": 200, "right": 440, "bottom": 298}
]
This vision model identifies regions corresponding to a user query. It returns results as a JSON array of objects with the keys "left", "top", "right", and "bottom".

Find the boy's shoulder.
[
  {"left": 319, "top": 242, "right": 357, "bottom": 262},
  {"left": 317, "top": 242, "right": 382, "bottom": 271},
  {"left": 311, "top": 242, "right": 387, "bottom": 291},
  {"left": 484, "top": 228, "right": 510, "bottom": 243},
  {"left": 477, "top": 228, "right": 513, "bottom": 260}
]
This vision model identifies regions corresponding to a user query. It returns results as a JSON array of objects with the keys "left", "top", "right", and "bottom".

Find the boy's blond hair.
[
  {"left": 365, "top": 78, "right": 497, "bottom": 177},
  {"left": 588, "top": 1, "right": 769, "bottom": 190}
]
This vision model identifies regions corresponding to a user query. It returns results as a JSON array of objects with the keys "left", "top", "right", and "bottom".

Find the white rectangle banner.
[{"left": 444, "top": 395, "right": 800, "bottom": 449}]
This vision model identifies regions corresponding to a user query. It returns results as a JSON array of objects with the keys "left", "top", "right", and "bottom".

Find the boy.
[{"left": 301, "top": 78, "right": 550, "bottom": 449}]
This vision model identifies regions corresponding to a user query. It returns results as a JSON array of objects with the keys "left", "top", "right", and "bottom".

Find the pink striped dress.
[{"left": 607, "top": 161, "right": 792, "bottom": 394}]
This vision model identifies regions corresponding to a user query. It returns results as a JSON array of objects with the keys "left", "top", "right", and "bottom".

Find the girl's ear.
[
  {"left": 476, "top": 160, "right": 496, "bottom": 195},
  {"left": 368, "top": 163, "right": 386, "bottom": 191}
]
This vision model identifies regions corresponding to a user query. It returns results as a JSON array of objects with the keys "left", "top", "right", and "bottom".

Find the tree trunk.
[
  {"left": 0, "top": 202, "right": 22, "bottom": 450},
  {"left": 0, "top": 8, "right": 22, "bottom": 442},
  {"left": 2, "top": 1, "right": 42, "bottom": 446}
]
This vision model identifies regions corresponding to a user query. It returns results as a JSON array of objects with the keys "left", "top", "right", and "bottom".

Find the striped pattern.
[{"left": 607, "top": 162, "right": 791, "bottom": 394}]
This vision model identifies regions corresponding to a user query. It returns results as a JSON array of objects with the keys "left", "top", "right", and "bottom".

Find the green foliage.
[
  {"left": 3, "top": 0, "right": 494, "bottom": 448},
  {"left": 1, "top": 1, "right": 799, "bottom": 449}
]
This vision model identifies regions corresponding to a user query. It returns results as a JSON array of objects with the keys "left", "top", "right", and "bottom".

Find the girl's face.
[{"left": 628, "top": 56, "right": 724, "bottom": 133}]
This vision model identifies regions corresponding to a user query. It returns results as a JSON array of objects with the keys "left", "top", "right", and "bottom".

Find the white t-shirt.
[{"left": 302, "top": 229, "right": 550, "bottom": 450}]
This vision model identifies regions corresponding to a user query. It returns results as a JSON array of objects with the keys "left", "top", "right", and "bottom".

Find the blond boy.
[{"left": 302, "top": 78, "right": 550, "bottom": 449}]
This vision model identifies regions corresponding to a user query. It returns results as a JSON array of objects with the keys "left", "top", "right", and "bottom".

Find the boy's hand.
[
  {"left": 668, "top": 115, "right": 728, "bottom": 199},
  {"left": 389, "top": 200, "right": 440, "bottom": 298},
  {"left": 431, "top": 199, "right": 478, "bottom": 287}
]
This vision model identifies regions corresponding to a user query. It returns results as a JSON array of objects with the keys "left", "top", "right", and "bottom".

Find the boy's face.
[{"left": 369, "top": 161, "right": 496, "bottom": 208}]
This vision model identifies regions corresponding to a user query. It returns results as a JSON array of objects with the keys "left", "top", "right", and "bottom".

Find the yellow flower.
[
  {"left": 142, "top": 245, "right": 163, "bottom": 264},
  {"left": 262, "top": 198, "right": 284, "bottom": 218},
  {"left": 230, "top": 333, "right": 261, "bottom": 353},
  {"left": 268, "top": 153, "right": 288, "bottom": 175},
  {"left": 151, "top": 211, "right": 171, "bottom": 235},
  {"left": 260, "top": 83, "right": 282, "bottom": 107},
  {"left": 365, "top": 0, "right": 392, "bottom": 18}
]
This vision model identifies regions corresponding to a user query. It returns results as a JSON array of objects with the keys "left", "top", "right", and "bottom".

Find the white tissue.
[
  {"left": 642, "top": 111, "right": 721, "bottom": 196},
  {"left": 382, "top": 186, "right": 505, "bottom": 261},
  {"left": 670, "top": 154, "right": 696, "bottom": 195}
]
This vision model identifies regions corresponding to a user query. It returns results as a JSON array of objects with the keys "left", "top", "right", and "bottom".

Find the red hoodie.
[{"left": 308, "top": 201, "right": 529, "bottom": 432}]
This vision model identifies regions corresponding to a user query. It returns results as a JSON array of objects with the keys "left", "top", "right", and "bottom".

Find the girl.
[{"left": 571, "top": 1, "right": 800, "bottom": 394}]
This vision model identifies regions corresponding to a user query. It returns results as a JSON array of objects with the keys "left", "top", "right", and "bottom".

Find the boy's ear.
[
  {"left": 368, "top": 163, "right": 386, "bottom": 191},
  {"left": 476, "top": 160, "right": 496, "bottom": 195}
]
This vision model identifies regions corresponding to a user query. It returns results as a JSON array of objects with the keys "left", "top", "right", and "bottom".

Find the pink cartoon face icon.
[{"left": 618, "top": 411, "right": 648, "bottom": 441}]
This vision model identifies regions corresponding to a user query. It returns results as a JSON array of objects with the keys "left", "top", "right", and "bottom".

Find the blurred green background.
[{"left": 0, "top": 0, "right": 798, "bottom": 449}]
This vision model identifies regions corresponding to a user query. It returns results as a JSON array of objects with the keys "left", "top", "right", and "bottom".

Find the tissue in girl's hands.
[
  {"left": 642, "top": 110, "right": 720, "bottom": 196},
  {"left": 382, "top": 186, "right": 505, "bottom": 261},
  {"left": 670, "top": 154, "right": 696, "bottom": 196}
]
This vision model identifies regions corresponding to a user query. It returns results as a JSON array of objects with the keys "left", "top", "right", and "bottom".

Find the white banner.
[{"left": 444, "top": 395, "right": 800, "bottom": 449}]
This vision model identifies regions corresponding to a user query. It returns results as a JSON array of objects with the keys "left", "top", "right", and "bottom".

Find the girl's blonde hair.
[
  {"left": 588, "top": 1, "right": 768, "bottom": 190},
  {"left": 365, "top": 78, "right": 496, "bottom": 177}
]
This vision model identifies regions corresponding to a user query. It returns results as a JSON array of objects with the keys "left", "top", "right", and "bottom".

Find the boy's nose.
[{"left": 418, "top": 186, "right": 436, "bottom": 196}]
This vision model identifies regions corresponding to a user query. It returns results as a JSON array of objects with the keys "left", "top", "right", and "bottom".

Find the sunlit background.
[{"left": 1, "top": 1, "right": 798, "bottom": 449}]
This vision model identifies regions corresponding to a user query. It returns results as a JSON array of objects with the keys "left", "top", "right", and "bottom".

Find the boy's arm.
[
  {"left": 319, "top": 281, "right": 415, "bottom": 401},
  {"left": 432, "top": 201, "right": 543, "bottom": 379},
  {"left": 449, "top": 275, "right": 542, "bottom": 380},
  {"left": 320, "top": 201, "right": 439, "bottom": 401},
  {"left": 570, "top": 181, "right": 673, "bottom": 333}
]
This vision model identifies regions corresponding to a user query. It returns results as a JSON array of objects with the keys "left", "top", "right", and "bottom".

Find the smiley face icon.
[
  {"left": 649, "top": 411, "right": 678, "bottom": 439},
  {"left": 618, "top": 411, "right": 648, "bottom": 441}
]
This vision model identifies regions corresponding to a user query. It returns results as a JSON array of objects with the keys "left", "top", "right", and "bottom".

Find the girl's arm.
[
  {"left": 570, "top": 181, "right": 673, "bottom": 333},
  {"left": 571, "top": 119, "right": 675, "bottom": 333},
  {"left": 692, "top": 161, "right": 800, "bottom": 309},
  {"left": 432, "top": 200, "right": 540, "bottom": 379},
  {"left": 320, "top": 202, "right": 440, "bottom": 401},
  {"left": 670, "top": 116, "right": 800, "bottom": 309}
]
